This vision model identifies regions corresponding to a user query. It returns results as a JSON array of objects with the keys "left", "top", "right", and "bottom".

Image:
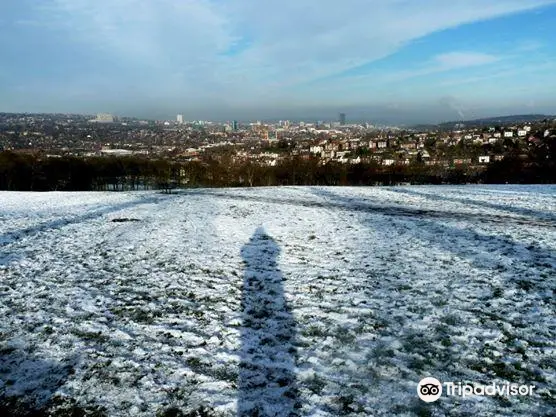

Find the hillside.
[
  {"left": 437, "top": 114, "right": 554, "bottom": 129},
  {"left": 1, "top": 186, "right": 555, "bottom": 416},
  {"left": 409, "top": 114, "right": 554, "bottom": 131}
]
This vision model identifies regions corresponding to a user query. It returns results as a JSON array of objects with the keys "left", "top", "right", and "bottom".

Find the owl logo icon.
[{"left": 418, "top": 377, "right": 442, "bottom": 402}]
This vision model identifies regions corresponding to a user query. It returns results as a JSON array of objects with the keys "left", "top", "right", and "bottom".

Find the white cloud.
[
  {"left": 216, "top": 0, "right": 555, "bottom": 88},
  {"left": 42, "top": 0, "right": 234, "bottom": 92},
  {"left": 9, "top": 0, "right": 556, "bottom": 111},
  {"left": 514, "top": 39, "right": 545, "bottom": 51},
  {"left": 438, "top": 61, "right": 556, "bottom": 87},
  {"left": 433, "top": 52, "right": 499, "bottom": 69},
  {"left": 275, "top": 50, "right": 502, "bottom": 105},
  {"left": 61, "top": 2, "right": 228, "bottom": 54},
  {"left": 372, "top": 51, "right": 501, "bottom": 83}
]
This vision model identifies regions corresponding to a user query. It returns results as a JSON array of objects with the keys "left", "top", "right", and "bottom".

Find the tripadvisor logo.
[
  {"left": 417, "top": 377, "right": 536, "bottom": 402},
  {"left": 418, "top": 377, "right": 442, "bottom": 402}
]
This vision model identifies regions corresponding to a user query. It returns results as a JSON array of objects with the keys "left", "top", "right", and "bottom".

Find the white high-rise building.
[{"left": 177, "top": 114, "right": 184, "bottom": 124}]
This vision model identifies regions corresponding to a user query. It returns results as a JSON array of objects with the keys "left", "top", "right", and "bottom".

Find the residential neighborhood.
[
  {"left": 1, "top": 113, "right": 554, "bottom": 168},
  {"left": 0, "top": 112, "right": 555, "bottom": 190}
]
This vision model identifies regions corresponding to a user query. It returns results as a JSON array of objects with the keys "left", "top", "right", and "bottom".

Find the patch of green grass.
[
  {"left": 72, "top": 330, "right": 110, "bottom": 343},
  {"left": 334, "top": 326, "right": 356, "bottom": 345},
  {"left": 516, "top": 279, "right": 534, "bottom": 292},
  {"left": 1, "top": 396, "right": 109, "bottom": 417},
  {"left": 443, "top": 314, "right": 461, "bottom": 326},
  {"left": 0, "top": 346, "right": 17, "bottom": 355},
  {"left": 302, "top": 325, "right": 328, "bottom": 338},
  {"left": 305, "top": 373, "right": 327, "bottom": 395},
  {"left": 492, "top": 287, "right": 504, "bottom": 298},
  {"left": 157, "top": 407, "right": 184, "bottom": 417}
]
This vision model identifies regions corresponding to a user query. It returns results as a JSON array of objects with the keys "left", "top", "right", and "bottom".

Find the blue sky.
[{"left": 1, "top": 0, "right": 555, "bottom": 123}]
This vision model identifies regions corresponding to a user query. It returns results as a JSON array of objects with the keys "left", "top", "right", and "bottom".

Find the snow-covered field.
[{"left": 0, "top": 185, "right": 554, "bottom": 416}]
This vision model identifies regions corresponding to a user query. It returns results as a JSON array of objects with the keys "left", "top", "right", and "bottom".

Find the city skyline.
[{"left": 1, "top": 1, "right": 556, "bottom": 123}]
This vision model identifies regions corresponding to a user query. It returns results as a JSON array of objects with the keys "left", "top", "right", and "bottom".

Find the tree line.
[{"left": 0, "top": 148, "right": 554, "bottom": 192}]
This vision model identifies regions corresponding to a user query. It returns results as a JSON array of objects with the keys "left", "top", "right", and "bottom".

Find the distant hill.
[
  {"left": 438, "top": 114, "right": 554, "bottom": 129},
  {"left": 409, "top": 114, "right": 554, "bottom": 131}
]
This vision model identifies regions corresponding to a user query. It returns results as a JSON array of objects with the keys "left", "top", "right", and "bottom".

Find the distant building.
[
  {"left": 177, "top": 114, "right": 184, "bottom": 124},
  {"left": 92, "top": 113, "right": 114, "bottom": 123},
  {"left": 339, "top": 113, "right": 346, "bottom": 126},
  {"left": 100, "top": 148, "right": 134, "bottom": 156},
  {"left": 232, "top": 120, "right": 239, "bottom": 131},
  {"left": 310, "top": 145, "right": 324, "bottom": 154}
]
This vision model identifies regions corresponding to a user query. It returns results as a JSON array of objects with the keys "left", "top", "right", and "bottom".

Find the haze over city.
[{"left": 1, "top": 0, "right": 556, "bottom": 123}]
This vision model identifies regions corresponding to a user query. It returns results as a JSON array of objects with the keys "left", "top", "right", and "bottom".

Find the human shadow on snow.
[{"left": 238, "top": 227, "right": 299, "bottom": 416}]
